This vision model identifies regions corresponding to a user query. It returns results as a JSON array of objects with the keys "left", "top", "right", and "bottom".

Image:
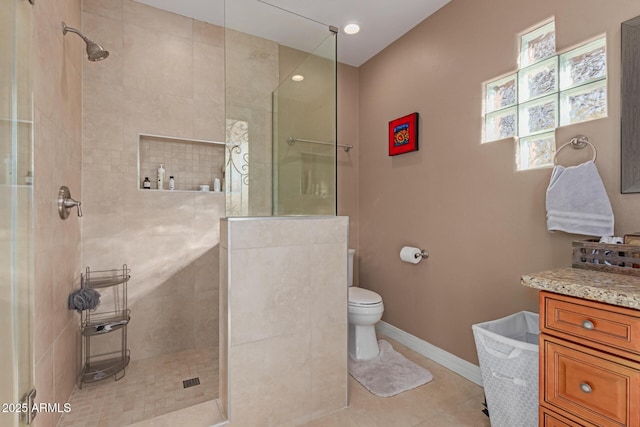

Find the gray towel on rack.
[
  {"left": 67, "top": 288, "right": 101, "bottom": 312},
  {"left": 546, "top": 160, "right": 614, "bottom": 236}
]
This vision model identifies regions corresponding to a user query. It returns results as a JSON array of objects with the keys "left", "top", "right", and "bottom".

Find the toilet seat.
[{"left": 349, "top": 287, "right": 382, "bottom": 306}]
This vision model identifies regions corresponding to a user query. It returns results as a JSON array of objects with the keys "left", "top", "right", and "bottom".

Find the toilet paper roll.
[{"left": 400, "top": 246, "right": 422, "bottom": 264}]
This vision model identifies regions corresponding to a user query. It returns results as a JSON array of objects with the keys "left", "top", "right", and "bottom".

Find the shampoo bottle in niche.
[
  {"left": 213, "top": 177, "right": 221, "bottom": 192},
  {"left": 157, "top": 163, "right": 165, "bottom": 190},
  {"left": 169, "top": 176, "right": 175, "bottom": 190},
  {"left": 143, "top": 177, "right": 151, "bottom": 189}
]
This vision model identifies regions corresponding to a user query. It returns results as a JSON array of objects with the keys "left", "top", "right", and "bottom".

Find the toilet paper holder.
[
  {"left": 415, "top": 249, "right": 429, "bottom": 259},
  {"left": 400, "top": 246, "right": 429, "bottom": 264}
]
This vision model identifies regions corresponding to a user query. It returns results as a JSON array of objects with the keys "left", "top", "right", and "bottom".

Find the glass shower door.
[
  {"left": 224, "top": 0, "right": 337, "bottom": 217},
  {"left": 1, "top": 0, "right": 34, "bottom": 425},
  {"left": 272, "top": 33, "right": 337, "bottom": 216}
]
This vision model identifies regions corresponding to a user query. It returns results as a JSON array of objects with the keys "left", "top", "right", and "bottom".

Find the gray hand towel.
[
  {"left": 546, "top": 160, "right": 614, "bottom": 236},
  {"left": 67, "top": 288, "right": 101, "bottom": 312}
]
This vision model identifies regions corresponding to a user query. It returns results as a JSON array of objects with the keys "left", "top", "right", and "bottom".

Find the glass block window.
[
  {"left": 486, "top": 107, "right": 517, "bottom": 141},
  {"left": 520, "top": 22, "right": 556, "bottom": 68},
  {"left": 517, "top": 131, "right": 556, "bottom": 170},
  {"left": 559, "top": 38, "right": 606, "bottom": 90},
  {"left": 519, "top": 94, "right": 558, "bottom": 137},
  {"left": 518, "top": 57, "right": 558, "bottom": 103},
  {"left": 482, "top": 20, "right": 607, "bottom": 171},
  {"left": 560, "top": 80, "right": 607, "bottom": 126},
  {"left": 486, "top": 74, "right": 517, "bottom": 113}
]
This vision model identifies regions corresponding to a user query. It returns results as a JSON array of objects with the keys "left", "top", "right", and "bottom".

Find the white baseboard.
[{"left": 376, "top": 321, "right": 483, "bottom": 387}]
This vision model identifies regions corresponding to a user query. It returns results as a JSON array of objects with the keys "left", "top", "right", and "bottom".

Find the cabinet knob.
[
  {"left": 581, "top": 320, "right": 595, "bottom": 330},
  {"left": 580, "top": 383, "right": 592, "bottom": 394}
]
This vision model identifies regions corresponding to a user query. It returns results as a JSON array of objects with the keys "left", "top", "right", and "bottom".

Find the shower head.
[{"left": 61, "top": 22, "right": 109, "bottom": 62}]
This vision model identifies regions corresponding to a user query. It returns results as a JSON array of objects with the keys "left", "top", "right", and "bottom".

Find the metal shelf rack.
[{"left": 79, "top": 265, "right": 131, "bottom": 388}]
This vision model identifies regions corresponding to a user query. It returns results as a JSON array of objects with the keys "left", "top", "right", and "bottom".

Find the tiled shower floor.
[
  {"left": 121, "top": 336, "right": 492, "bottom": 427},
  {"left": 57, "top": 347, "right": 218, "bottom": 427}
]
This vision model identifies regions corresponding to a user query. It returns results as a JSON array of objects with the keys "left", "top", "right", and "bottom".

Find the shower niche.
[{"left": 138, "top": 134, "right": 225, "bottom": 192}]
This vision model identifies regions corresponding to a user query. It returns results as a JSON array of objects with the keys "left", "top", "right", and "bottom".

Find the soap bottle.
[
  {"left": 24, "top": 171, "right": 32, "bottom": 185},
  {"left": 157, "top": 163, "right": 165, "bottom": 190},
  {"left": 169, "top": 176, "right": 175, "bottom": 190},
  {"left": 213, "top": 177, "right": 221, "bottom": 192},
  {"left": 143, "top": 177, "right": 151, "bottom": 189}
]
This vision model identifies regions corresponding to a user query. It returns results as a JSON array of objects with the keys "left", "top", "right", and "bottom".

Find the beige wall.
[
  {"left": 32, "top": 0, "right": 83, "bottom": 426},
  {"left": 81, "top": 0, "right": 225, "bottom": 360},
  {"left": 357, "top": 0, "right": 640, "bottom": 364},
  {"left": 221, "top": 217, "right": 348, "bottom": 426}
]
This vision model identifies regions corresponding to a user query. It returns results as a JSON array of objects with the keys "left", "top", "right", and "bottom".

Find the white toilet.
[{"left": 348, "top": 249, "right": 384, "bottom": 360}]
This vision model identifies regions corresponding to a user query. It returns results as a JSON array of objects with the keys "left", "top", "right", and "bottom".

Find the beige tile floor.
[
  {"left": 126, "top": 399, "right": 226, "bottom": 427},
  {"left": 58, "top": 336, "right": 490, "bottom": 427},
  {"left": 302, "top": 337, "right": 491, "bottom": 427},
  {"left": 130, "top": 336, "right": 491, "bottom": 427},
  {"left": 57, "top": 347, "right": 218, "bottom": 427}
]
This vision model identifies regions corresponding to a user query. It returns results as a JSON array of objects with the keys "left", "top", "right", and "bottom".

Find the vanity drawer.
[
  {"left": 541, "top": 292, "right": 640, "bottom": 357},
  {"left": 540, "top": 406, "right": 596, "bottom": 427},
  {"left": 542, "top": 335, "right": 640, "bottom": 427}
]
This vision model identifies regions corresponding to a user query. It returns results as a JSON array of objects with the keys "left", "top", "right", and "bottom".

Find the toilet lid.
[{"left": 349, "top": 287, "right": 382, "bottom": 305}]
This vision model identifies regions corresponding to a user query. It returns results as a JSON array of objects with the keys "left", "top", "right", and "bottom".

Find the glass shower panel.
[
  {"left": 224, "top": 0, "right": 336, "bottom": 216},
  {"left": 273, "top": 34, "right": 337, "bottom": 215},
  {"left": 0, "top": 1, "right": 34, "bottom": 426}
]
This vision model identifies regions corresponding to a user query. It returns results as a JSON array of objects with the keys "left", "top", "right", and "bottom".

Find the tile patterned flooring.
[
  {"left": 58, "top": 336, "right": 491, "bottom": 427},
  {"left": 303, "top": 337, "right": 492, "bottom": 427},
  {"left": 126, "top": 399, "right": 226, "bottom": 427},
  {"left": 116, "top": 336, "right": 490, "bottom": 427},
  {"left": 57, "top": 348, "right": 218, "bottom": 427}
]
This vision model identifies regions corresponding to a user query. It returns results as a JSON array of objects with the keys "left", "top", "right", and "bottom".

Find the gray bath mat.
[{"left": 348, "top": 340, "right": 433, "bottom": 397}]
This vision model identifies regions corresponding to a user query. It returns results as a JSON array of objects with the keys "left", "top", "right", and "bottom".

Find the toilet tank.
[{"left": 348, "top": 249, "right": 356, "bottom": 287}]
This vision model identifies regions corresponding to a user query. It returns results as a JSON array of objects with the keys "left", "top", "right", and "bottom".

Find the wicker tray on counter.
[{"left": 572, "top": 239, "right": 640, "bottom": 276}]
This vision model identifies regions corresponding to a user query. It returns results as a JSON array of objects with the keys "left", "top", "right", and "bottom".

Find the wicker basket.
[{"left": 572, "top": 239, "right": 640, "bottom": 276}]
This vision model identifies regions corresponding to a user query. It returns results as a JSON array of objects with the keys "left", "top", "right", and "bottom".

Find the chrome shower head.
[
  {"left": 62, "top": 22, "right": 109, "bottom": 62},
  {"left": 85, "top": 41, "right": 109, "bottom": 62}
]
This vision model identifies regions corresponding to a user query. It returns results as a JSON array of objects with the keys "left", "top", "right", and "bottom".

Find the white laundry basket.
[{"left": 472, "top": 311, "right": 539, "bottom": 427}]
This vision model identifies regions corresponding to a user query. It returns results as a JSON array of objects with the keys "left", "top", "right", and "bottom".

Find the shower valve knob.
[
  {"left": 58, "top": 186, "right": 83, "bottom": 219},
  {"left": 64, "top": 198, "right": 82, "bottom": 217}
]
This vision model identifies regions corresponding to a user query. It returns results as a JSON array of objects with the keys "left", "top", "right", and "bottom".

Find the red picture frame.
[{"left": 389, "top": 112, "right": 419, "bottom": 156}]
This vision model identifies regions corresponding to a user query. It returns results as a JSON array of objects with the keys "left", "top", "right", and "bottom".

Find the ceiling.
[{"left": 133, "top": 0, "right": 451, "bottom": 67}]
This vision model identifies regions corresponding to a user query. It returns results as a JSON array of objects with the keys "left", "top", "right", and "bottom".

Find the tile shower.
[
  {"left": 69, "top": 1, "right": 227, "bottom": 425},
  {"left": 50, "top": 0, "right": 344, "bottom": 425},
  {"left": 81, "top": 0, "right": 225, "bottom": 359},
  {"left": 58, "top": 349, "right": 218, "bottom": 426}
]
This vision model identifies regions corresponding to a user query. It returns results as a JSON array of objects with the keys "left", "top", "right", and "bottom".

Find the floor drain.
[{"left": 183, "top": 377, "right": 201, "bottom": 388}]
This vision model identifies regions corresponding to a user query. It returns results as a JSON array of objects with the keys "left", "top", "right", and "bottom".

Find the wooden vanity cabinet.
[{"left": 539, "top": 291, "right": 640, "bottom": 427}]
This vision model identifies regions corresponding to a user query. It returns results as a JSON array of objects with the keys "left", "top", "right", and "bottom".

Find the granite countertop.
[{"left": 521, "top": 267, "right": 640, "bottom": 310}]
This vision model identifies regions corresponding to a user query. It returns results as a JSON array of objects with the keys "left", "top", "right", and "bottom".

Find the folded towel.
[
  {"left": 546, "top": 160, "right": 614, "bottom": 237},
  {"left": 67, "top": 288, "right": 101, "bottom": 312}
]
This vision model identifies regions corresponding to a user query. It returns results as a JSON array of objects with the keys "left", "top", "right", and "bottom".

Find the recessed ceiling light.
[
  {"left": 291, "top": 74, "right": 304, "bottom": 82},
  {"left": 343, "top": 24, "right": 360, "bottom": 35}
]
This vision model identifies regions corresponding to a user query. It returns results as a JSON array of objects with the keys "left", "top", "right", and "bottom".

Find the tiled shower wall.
[
  {"left": 81, "top": 0, "right": 227, "bottom": 361},
  {"left": 220, "top": 217, "right": 348, "bottom": 425},
  {"left": 32, "top": 1, "right": 83, "bottom": 426}
]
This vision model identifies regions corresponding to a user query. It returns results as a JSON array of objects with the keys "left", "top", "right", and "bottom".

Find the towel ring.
[{"left": 553, "top": 135, "right": 597, "bottom": 165}]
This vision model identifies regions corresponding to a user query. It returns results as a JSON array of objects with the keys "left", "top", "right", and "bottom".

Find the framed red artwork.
[{"left": 388, "top": 112, "right": 419, "bottom": 156}]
